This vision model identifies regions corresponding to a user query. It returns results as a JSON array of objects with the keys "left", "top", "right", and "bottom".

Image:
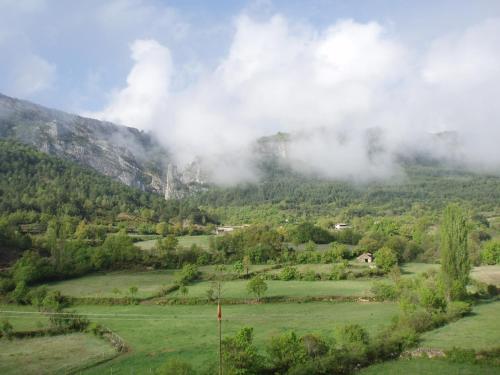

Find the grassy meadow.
[
  {"left": 358, "top": 358, "right": 500, "bottom": 375},
  {"left": 421, "top": 300, "right": 500, "bottom": 350},
  {"left": 0, "top": 333, "right": 117, "bottom": 375},
  {"left": 184, "top": 279, "right": 374, "bottom": 298},
  {"left": 135, "top": 235, "right": 213, "bottom": 251},
  {"left": 75, "top": 302, "right": 398, "bottom": 374},
  {"left": 46, "top": 270, "right": 176, "bottom": 298}
]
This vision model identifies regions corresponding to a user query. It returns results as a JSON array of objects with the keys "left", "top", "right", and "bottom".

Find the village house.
[
  {"left": 215, "top": 224, "right": 250, "bottom": 235},
  {"left": 335, "top": 223, "right": 350, "bottom": 230},
  {"left": 356, "top": 252, "right": 373, "bottom": 263}
]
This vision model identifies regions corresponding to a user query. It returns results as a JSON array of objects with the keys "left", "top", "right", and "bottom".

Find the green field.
[
  {"left": 74, "top": 302, "right": 398, "bottom": 374},
  {"left": 0, "top": 333, "right": 117, "bottom": 375},
  {"left": 0, "top": 304, "right": 51, "bottom": 330},
  {"left": 46, "top": 270, "right": 176, "bottom": 298},
  {"left": 185, "top": 279, "right": 374, "bottom": 299},
  {"left": 358, "top": 358, "right": 499, "bottom": 375},
  {"left": 471, "top": 266, "right": 500, "bottom": 286},
  {"left": 421, "top": 300, "right": 500, "bottom": 350},
  {"left": 135, "top": 235, "right": 213, "bottom": 251}
]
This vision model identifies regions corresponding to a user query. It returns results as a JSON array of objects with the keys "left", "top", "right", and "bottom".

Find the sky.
[{"left": 1, "top": 0, "right": 500, "bottom": 182}]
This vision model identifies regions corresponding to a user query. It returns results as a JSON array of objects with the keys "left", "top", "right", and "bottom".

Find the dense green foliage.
[{"left": 440, "top": 204, "right": 470, "bottom": 300}]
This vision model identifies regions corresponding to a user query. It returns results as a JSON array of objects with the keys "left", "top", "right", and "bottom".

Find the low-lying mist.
[{"left": 86, "top": 15, "right": 500, "bottom": 185}]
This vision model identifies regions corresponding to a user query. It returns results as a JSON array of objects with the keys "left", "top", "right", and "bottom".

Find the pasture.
[
  {"left": 184, "top": 279, "right": 374, "bottom": 299},
  {"left": 471, "top": 266, "right": 500, "bottom": 286},
  {"left": 358, "top": 358, "right": 499, "bottom": 375},
  {"left": 74, "top": 302, "right": 398, "bottom": 374},
  {"left": 421, "top": 300, "right": 500, "bottom": 350},
  {"left": 135, "top": 235, "right": 213, "bottom": 251},
  {"left": 46, "top": 270, "right": 176, "bottom": 298},
  {"left": 0, "top": 333, "right": 117, "bottom": 375}
]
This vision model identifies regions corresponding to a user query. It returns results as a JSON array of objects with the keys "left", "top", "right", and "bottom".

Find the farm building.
[
  {"left": 335, "top": 223, "right": 350, "bottom": 230},
  {"left": 356, "top": 252, "right": 373, "bottom": 263},
  {"left": 215, "top": 225, "right": 250, "bottom": 235}
]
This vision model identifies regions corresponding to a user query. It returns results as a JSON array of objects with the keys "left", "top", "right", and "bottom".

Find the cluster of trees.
[
  {"left": 190, "top": 160, "right": 500, "bottom": 218},
  {"left": 0, "top": 140, "right": 218, "bottom": 262}
]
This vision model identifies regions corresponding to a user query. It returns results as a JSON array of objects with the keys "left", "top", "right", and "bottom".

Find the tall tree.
[{"left": 440, "top": 204, "right": 470, "bottom": 300}]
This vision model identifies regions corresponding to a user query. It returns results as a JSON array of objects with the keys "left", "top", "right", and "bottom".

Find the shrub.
[
  {"left": 176, "top": 264, "right": 199, "bottom": 285},
  {"left": 446, "top": 301, "right": 472, "bottom": 321},
  {"left": 0, "top": 278, "right": 15, "bottom": 295},
  {"left": 371, "top": 281, "right": 398, "bottom": 301},
  {"left": 330, "top": 264, "right": 347, "bottom": 280},
  {"left": 267, "top": 331, "right": 308, "bottom": 373},
  {"left": 280, "top": 266, "right": 299, "bottom": 281},
  {"left": 375, "top": 247, "right": 398, "bottom": 273},
  {"left": 301, "top": 270, "right": 318, "bottom": 281},
  {"left": 246, "top": 276, "right": 268, "bottom": 301},
  {"left": 10, "top": 281, "right": 29, "bottom": 304},
  {"left": 301, "top": 334, "right": 329, "bottom": 358},
  {"left": 0, "top": 319, "right": 13, "bottom": 340},
  {"left": 481, "top": 240, "right": 500, "bottom": 265},
  {"left": 336, "top": 324, "right": 370, "bottom": 354},
  {"left": 222, "top": 327, "right": 263, "bottom": 375}
]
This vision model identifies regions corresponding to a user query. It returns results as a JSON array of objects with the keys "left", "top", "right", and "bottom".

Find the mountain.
[{"left": 0, "top": 93, "right": 204, "bottom": 199}]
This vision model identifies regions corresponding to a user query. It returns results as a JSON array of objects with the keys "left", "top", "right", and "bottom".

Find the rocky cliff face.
[{"left": 0, "top": 93, "right": 204, "bottom": 198}]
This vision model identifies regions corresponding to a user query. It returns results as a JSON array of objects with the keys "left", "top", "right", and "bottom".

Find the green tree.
[
  {"left": 266, "top": 331, "right": 307, "bottom": 373},
  {"left": 222, "top": 327, "right": 263, "bottom": 375},
  {"left": 375, "top": 247, "right": 397, "bottom": 273},
  {"left": 233, "top": 261, "right": 244, "bottom": 275},
  {"left": 481, "top": 240, "right": 500, "bottom": 265},
  {"left": 155, "top": 222, "right": 169, "bottom": 236},
  {"left": 1, "top": 319, "right": 13, "bottom": 340},
  {"left": 246, "top": 276, "right": 268, "bottom": 301},
  {"left": 440, "top": 204, "right": 470, "bottom": 300}
]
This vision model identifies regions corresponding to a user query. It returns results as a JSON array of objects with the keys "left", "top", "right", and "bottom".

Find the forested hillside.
[
  {"left": 0, "top": 140, "right": 214, "bottom": 263},
  {"left": 191, "top": 160, "right": 500, "bottom": 222}
]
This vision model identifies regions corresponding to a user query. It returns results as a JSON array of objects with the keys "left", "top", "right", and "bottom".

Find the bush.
[
  {"left": 280, "top": 266, "right": 299, "bottom": 281},
  {"left": 0, "top": 319, "right": 13, "bottom": 340},
  {"left": 371, "top": 281, "right": 397, "bottom": 301},
  {"left": 246, "top": 276, "right": 268, "bottom": 301},
  {"left": 10, "top": 281, "right": 29, "bottom": 304},
  {"left": 330, "top": 264, "right": 347, "bottom": 280},
  {"left": 176, "top": 264, "right": 199, "bottom": 285},
  {"left": 336, "top": 324, "right": 370, "bottom": 354},
  {"left": 301, "top": 270, "right": 318, "bottom": 281},
  {"left": 302, "top": 334, "right": 329, "bottom": 358},
  {"left": 222, "top": 327, "right": 263, "bottom": 375},
  {"left": 446, "top": 301, "right": 472, "bottom": 321},
  {"left": 481, "top": 240, "right": 500, "bottom": 265},
  {"left": 375, "top": 247, "right": 398, "bottom": 273},
  {"left": 267, "top": 331, "right": 308, "bottom": 373},
  {"left": 0, "top": 278, "right": 15, "bottom": 295}
]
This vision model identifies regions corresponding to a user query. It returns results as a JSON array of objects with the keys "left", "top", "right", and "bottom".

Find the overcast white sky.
[{"left": 1, "top": 0, "right": 500, "bottom": 182}]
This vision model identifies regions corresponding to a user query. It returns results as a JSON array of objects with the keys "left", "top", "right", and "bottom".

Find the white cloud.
[
  {"left": 87, "top": 39, "right": 172, "bottom": 130},
  {"left": 92, "top": 15, "right": 500, "bottom": 183}
]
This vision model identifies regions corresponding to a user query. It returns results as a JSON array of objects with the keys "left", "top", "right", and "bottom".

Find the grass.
[
  {"left": 45, "top": 270, "right": 176, "bottom": 298},
  {"left": 420, "top": 300, "right": 500, "bottom": 351},
  {"left": 181, "top": 279, "right": 374, "bottom": 299},
  {"left": 135, "top": 234, "right": 213, "bottom": 251},
  {"left": 177, "top": 235, "right": 213, "bottom": 249},
  {"left": 358, "top": 358, "right": 499, "bottom": 375},
  {"left": 75, "top": 302, "right": 398, "bottom": 374},
  {"left": 0, "top": 304, "right": 51, "bottom": 331},
  {"left": 0, "top": 333, "right": 117, "bottom": 375},
  {"left": 471, "top": 265, "right": 500, "bottom": 286}
]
